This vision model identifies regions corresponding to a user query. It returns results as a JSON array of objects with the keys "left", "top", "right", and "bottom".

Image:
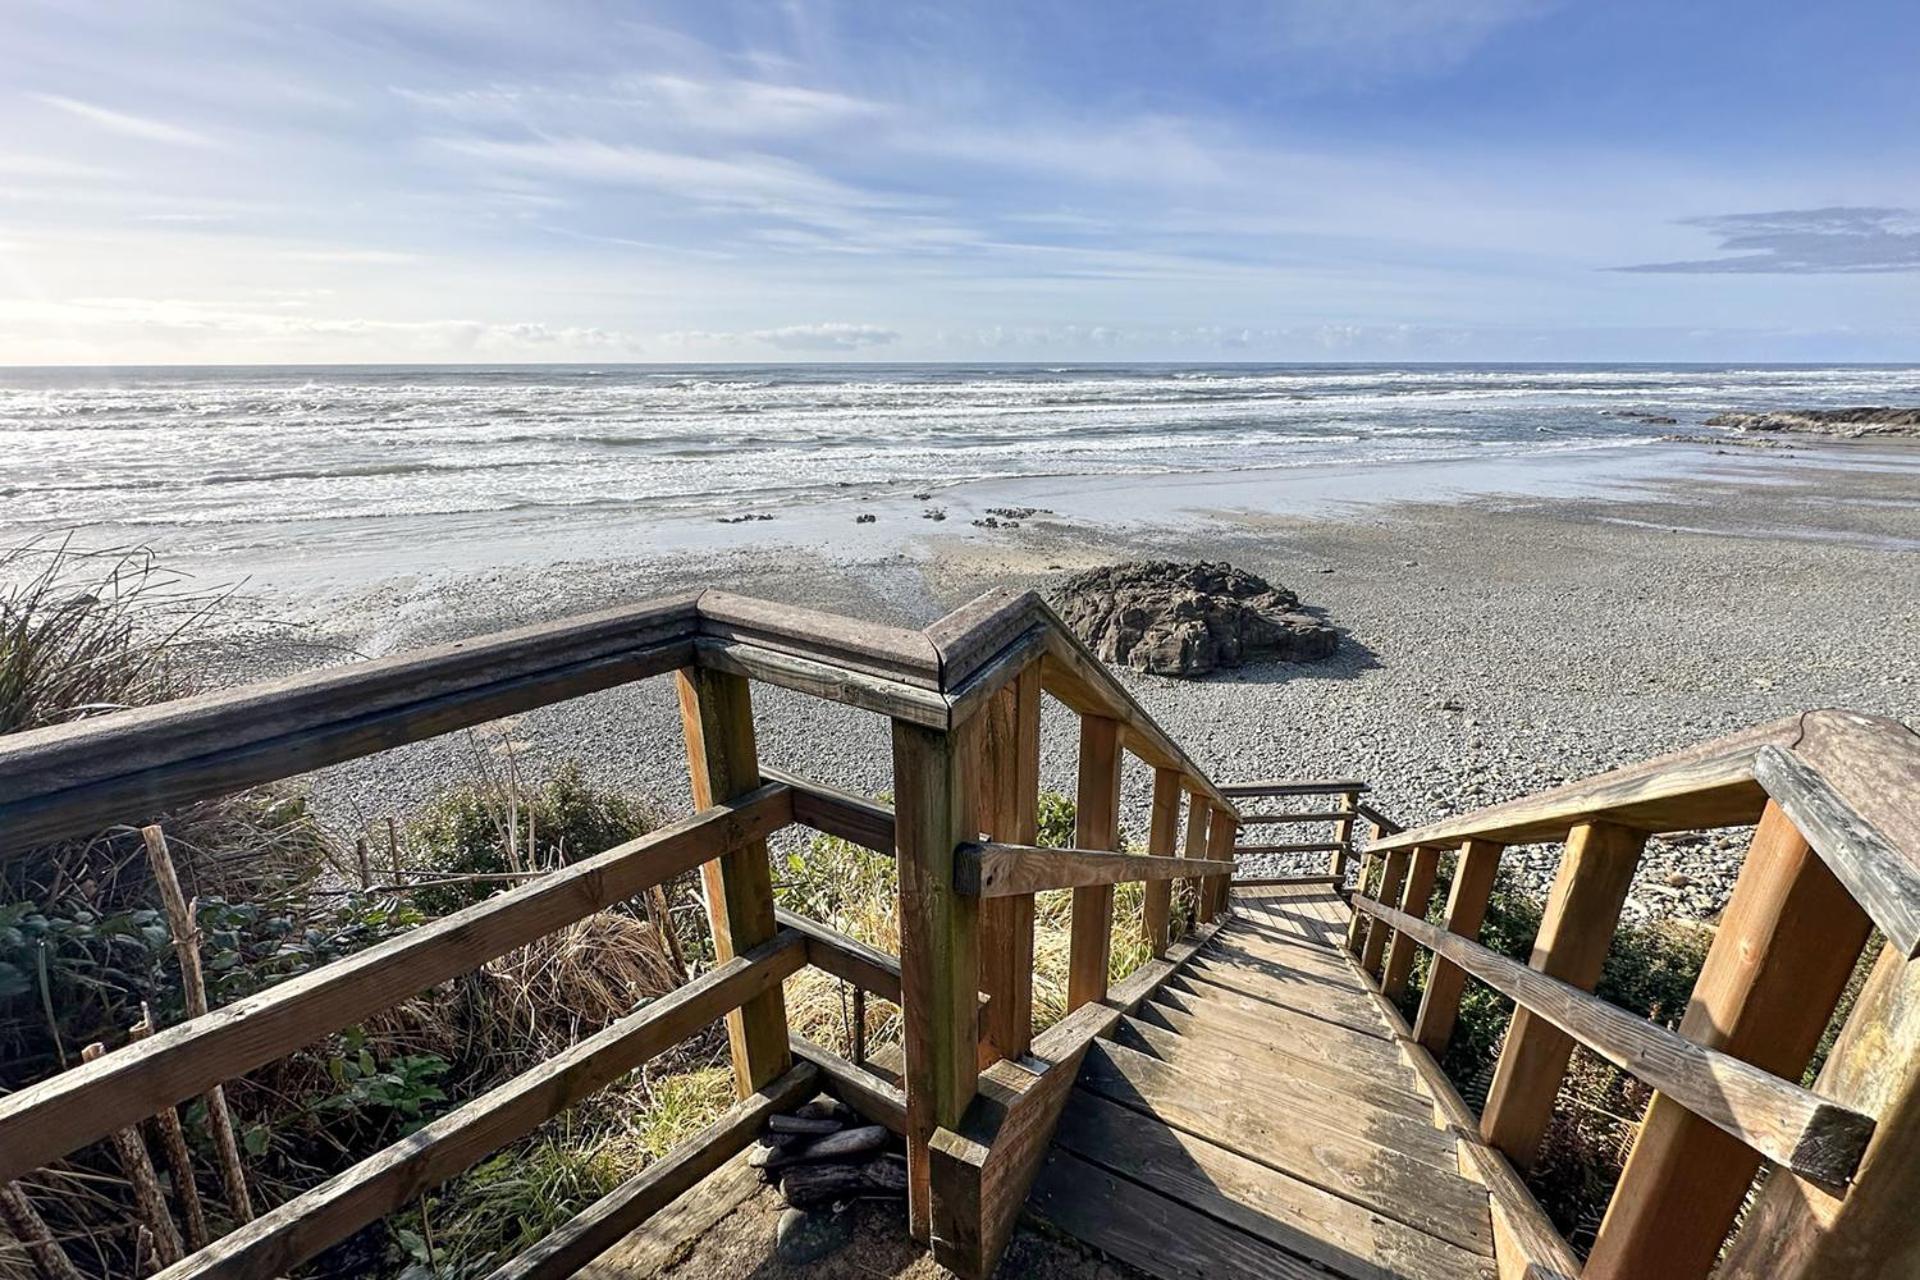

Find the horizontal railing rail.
[
  {"left": 0, "top": 586, "right": 1243, "bottom": 1280},
  {"left": 1350, "top": 894, "right": 1874, "bottom": 1182},
  {"left": 953, "top": 841, "right": 1235, "bottom": 897},
  {"left": 1341, "top": 709, "right": 1920, "bottom": 1280}
]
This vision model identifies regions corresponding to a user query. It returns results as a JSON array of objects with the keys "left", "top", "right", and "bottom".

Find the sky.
[{"left": 2, "top": 0, "right": 1916, "bottom": 364}]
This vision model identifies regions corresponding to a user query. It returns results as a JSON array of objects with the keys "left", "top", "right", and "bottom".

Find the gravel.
[{"left": 263, "top": 445, "right": 1917, "bottom": 927}]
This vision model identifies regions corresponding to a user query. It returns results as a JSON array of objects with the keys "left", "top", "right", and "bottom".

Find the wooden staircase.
[{"left": 1026, "top": 882, "right": 1498, "bottom": 1280}]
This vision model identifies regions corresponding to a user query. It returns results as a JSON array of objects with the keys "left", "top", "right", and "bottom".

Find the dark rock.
[
  {"left": 854, "top": 513, "right": 876, "bottom": 524},
  {"left": 769, "top": 1114, "right": 843, "bottom": 1136},
  {"left": 781, "top": 1155, "right": 909, "bottom": 1207},
  {"left": 1052, "top": 561, "right": 1338, "bottom": 678},
  {"left": 794, "top": 1099, "right": 856, "bottom": 1124},
  {"left": 1704, "top": 407, "right": 1920, "bottom": 438},
  {"left": 776, "top": 1206, "right": 854, "bottom": 1264}
]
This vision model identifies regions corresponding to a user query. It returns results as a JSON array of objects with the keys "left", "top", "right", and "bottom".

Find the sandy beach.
[{"left": 207, "top": 437, "right": 1918, "bottom": 923}]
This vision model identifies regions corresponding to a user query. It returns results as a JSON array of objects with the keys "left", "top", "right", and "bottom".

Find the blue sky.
[{"left": 3, "top": 0, "right": 1915, "bottom": 363}]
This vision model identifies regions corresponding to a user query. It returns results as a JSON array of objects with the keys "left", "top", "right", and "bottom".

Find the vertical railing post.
[
  {"left": 1479, "top": 819, "right": 1644, "bottom": 1168},
  {"left": 1718, "top": 942, "right": 1920, "bottom": 1278},
  {"left": 1204, "top": 807, "right": 1237, "bottom": 921},
  {"left": 1142, "top": 768, "right": 1183, "bottom": 956},
  {"left": 976, "top": 664, "right": 1041, "bottom": 1064},
  {"left": 1360, "top": 847, "right": 1411, "bottom": 976},
  {"left": 1329, "top": 788, "right": 1359, "bottom": 881},
  {"left": 893, "top": 714, "right": 982, "bottom": 1244},
  {"left": 1345, "top": 818, "right": 1388, "bottom": 955},
  {"left": 1583, "top": 802, "right": 1872, "bottom": 1280},
  {"left": 675, "top": 667, "right": 790, "bottom": 1096},
  {"left": 1381, "top": 844, "right": 1442, "bottom": 1000},
  {"left": 1181, "top": 786, "right": 1210, "bottom": 927},
  {"left": 1413, "top": 838, "right": 1502, "bottom": 1055},
  {"left": 1068, "top": 714, "right": 1122, "bottom": 1011}
]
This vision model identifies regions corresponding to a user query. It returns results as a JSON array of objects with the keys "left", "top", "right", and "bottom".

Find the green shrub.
[{"left": 407, "top": 762, "right": 656, "bottom": 914}]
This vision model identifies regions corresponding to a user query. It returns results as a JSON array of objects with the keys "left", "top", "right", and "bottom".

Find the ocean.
[{"left": 2, "top": 363, "right": 1913, "bottom": 572}]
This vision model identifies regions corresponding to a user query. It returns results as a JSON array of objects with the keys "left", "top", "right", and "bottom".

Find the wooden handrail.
[
  {"left": 0, "top": 784, "right": 793, "bottom": 1184},
  {"left": 1350, "top": 895, "right": 1875, "bottom": 1184},
  {"left": 774, "top": 907, "right": 903, "bottom": 1003},
  {"left": 1369, "top": 710, "right": 1920, "bottom": 958},
  {"left": 761, "top": 765, "right": 896, "bottom": 854},
  {"left": 953, "top": 841, "right": 1236, "bottom": 898},
  {"left": 153, "top": 931, "right": 807, "bottom": 1279},
  {"left": 1220, "top": 778, "right": 1369, "bottom": 798}
]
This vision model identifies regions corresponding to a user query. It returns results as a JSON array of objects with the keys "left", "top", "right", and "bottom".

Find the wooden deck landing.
[{"left": 1026, "top": 884, "right": 1499, "bottom": 1280}]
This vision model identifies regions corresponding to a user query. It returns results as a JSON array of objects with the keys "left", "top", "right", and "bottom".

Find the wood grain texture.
[
  {"left": 1718, "top": 943, "right": 1920, "bottom": 1279},
  {"left": 761, "top": 765, "right": 895, "bottom": 854},
  {"left": 1583, "top": 801, "right": 1873, "bottom": 1280},
  {"left": 0, "top": 785, "right": 789, "bottom": 1185},
  {"left": 1360, "top": 848, "right": 1411, "bottom": 976},
  {"left": 1220, "top": 779, "right": 1370, "bottom": 798},
  {"left": 1351, "top": 893, "right": 1875, "bottom": 1184},
  {"left": 155, "top": 933, "right": 805, "bottom": 1280},
  {"left": 773, "top": 908, "right": 902, "bottom": 1003},
  {"left": 1205, "top": 808, "right": 1238, "bottom": 922},
  {"left": 1415, "top": 839, "right": 1503, "bottom": 1056},
  {"left": 1382, "top": 844, "right": 1442, "bottom": 1000},
  {"left": 696, "top": 589, "right": 941, "bottom": 686},
  {"left": 1068, "top": 715, "right": 1122, "bottom": 1011},
  {"left": 695, "top": 637, "right": 949, "bottom": 727},
  {"left": 974, "top": 667, "right": 1040, "bottom": 1062},
  {"left": 480, "top": 1062, "right": 817, "bottom": 1280},
  {"left": 1754, "top": 742, "right": 1920, "bottom": 957},
  {"left": 1142, "top": 768, "right": 1182, "bottom": 956},
  {"left": 891, "top": 716, "right": 980, "bottom": 1243},
  {"left": 677, "top": 667, "right": 791, "bottom": 1096},
  {"left": 954, "top": 842, "right": 1235, "bottom": 897},
  {"left": 1181, "top": 785, "right": 1211, "bottom": 930},
  {"left": 1479, "top": 820, "right": 1643, "bottom": 1168}
]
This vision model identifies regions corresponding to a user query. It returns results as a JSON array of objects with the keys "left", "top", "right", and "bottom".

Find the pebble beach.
[{"left": 244, "top": 436, "right": 1920, "bottom": 926}]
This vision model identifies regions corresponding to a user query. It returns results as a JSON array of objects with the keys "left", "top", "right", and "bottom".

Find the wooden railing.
[
  {"left": 1223, "top": 776, "right": 1370, "bottom": 887},
  {"left": 1342, "top": 709, "right": 1920, "bottom": 1280},
  {"left": 0, "top": 587, "right": 1238, "bottom": 1280}
]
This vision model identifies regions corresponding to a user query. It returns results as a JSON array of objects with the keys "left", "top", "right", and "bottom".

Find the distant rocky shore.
[{"left": 1705, "top": 406, "right": 1920, "bottom": 439}]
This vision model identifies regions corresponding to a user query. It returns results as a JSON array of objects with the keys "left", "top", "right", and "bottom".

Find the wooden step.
[
  {"left": 1146, "top": 990, "right": 1406, "bottom": 1078},
  {"left": 1235, "top": 842, "right": 1346, "bottom": 856},
  {"left": 1181, "top": 958, "right": 1398, "bottom": 1028},
  {"left": 1162, "top": 973, "right": 1400, "bottom": 1047},
  {"left": 1099, "top": 1022, "right": 1453, "bottom": 1158},
  {"left": 1076, "top": 1041, "right": 1491, "bottom": 1251},
  {"left": 1132, "top": 1002, "right": 1421, "bottom": 1094},
  {"left": 1051, "top": 1088, "right": 1496, "bottom": 1280},
  {"left": 1239, "top": 811, "right": 1354, "bottom": 825},
  {"left": 1112, "top": 1016, "right": 1432, "bottom": 1120}
]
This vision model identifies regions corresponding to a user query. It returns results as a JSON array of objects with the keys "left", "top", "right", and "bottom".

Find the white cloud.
[
  {"left": 31, "top": 93, "right": 220, "bottom": 148},
  {"left": 658, "top": 322, "right": 900, "bottom": 352}
]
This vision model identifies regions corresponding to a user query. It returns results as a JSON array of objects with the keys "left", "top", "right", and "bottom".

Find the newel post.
[
  {"left": 975, "top": 663, "right": 1041, "bottom": 1063},
  {"left": 676, "top": 667, "right": 790, "bottom": 1096},
  {"left": 893, "top": 713, "right": 982, "bottom": 1244}
]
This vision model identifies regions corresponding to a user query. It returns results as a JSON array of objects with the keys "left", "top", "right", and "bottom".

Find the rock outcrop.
[
  {"left": 1704, "top": 407, "right": 1920, "bottom": 438},
  {"left": 1052, "top": 561, "right": 1336, "bottom": 678}
]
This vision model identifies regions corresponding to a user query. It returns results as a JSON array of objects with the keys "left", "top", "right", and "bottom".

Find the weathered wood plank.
[
  {"left": 891, "top": 717, "right": 980, "bottom": 1243},
  {"left": 1205, "top": 807, "right": 1238, "bottom": 922},
  {"left": 1181, "top": 784, "right": 1211, "bottom": 927},
  {"left": 773, "top": 908, "right": 902, "bottom": 1003},
  {"left": 1583, "top": 801, "right": 1873, "bottom": 1279},
  {"left": 1052, "top": 1089, "right": 1496, "bottom": 1280},
  {"left": 1238, "top": 811, "right": 1356, "bottom": 825},
  {"left": 678, "top": 667, "right": 791, "bottom": 1096},
  {"left": 155, "top": 933, "right": 805, "bottom": 1280},
  {"left": 1110, "top": 1014, "right": 1431, "bottom": 1118},
  {"left": 1078, "top": 1040, "right": 1493, "bottom": 1251},
  {"left": 696, "top": 589, "right": 941, "bottom": 687},
  {"left": 1754, "top": 742, "right": 1920, "bottom": 958},
  {"left": 1142, "top": 768, "right": 1182, "bottom": 956},
  {"left": 0, "top": 786, "right": 790, "bottom": 1185},
  {"left": 1360, "top": 848, "right": 1411, "bottom": 976},
  {"left": 1068, "top": 715, "right": 1122, "bottom": 1011},
  {"left": 761, "top": 765, "right": 895, "bottom": 854},
  {"left": 1382, "top": 844, "right": 1442, "bottom": 1000},
  {"left": 1029, "top": 1147, "right": 1332, "bottom": 1280},
  {"left": 955, "top": 842, "right": 1235, "bottom": 897},
  {"left": 482, "top": 1062, "right": 817, "bottom": 1280},
  {"left": 695, "top": 637, "right": 949, "bottom": 728},
  {"left": 1718, "top": 943, "right": 1920, "bottom": 1278},
  {"left": 1232, "top": 842, "right": 1345, "bottom": 856},
  {"left": 1415, "top": 839, "right": 1503, "bottom": 1056},
  {"left": 1351, "top": 893, "right": 1877, "bottom": 1184},
  {"left": 1479, "top": 820, "right": 1643, "bottom": 1168},
  {"left": 973, "top": 675, "right": 1036, "bottom": 1064}
]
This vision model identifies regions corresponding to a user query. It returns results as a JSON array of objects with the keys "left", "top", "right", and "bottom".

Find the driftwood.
[
  {"left": 130, "top": 1011, "right": 209, "bottom": 1250},
  {"left": 0, "top": 1181, "right": 84, "bottom": 1280},
  {"left": 141, "top": 825, "right": 255, "bottom": 1223},
  {"left": 81, "top": 1042, "right": 184, "bottom": 1267},
  {"left": 780, "top": 1156, "right": 909, "bottom": 1207}
]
